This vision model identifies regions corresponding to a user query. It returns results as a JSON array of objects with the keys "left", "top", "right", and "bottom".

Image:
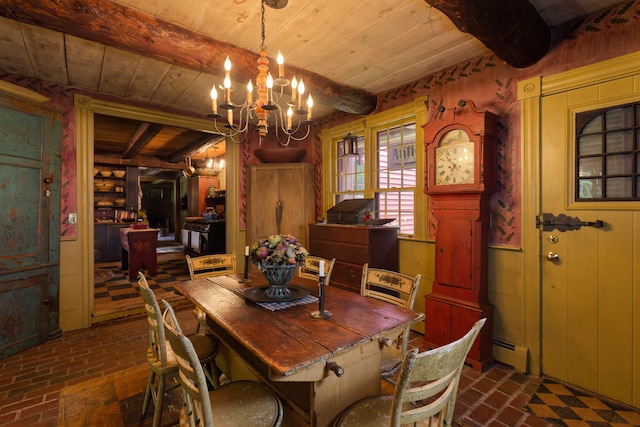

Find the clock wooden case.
[{"left": 423, "top": 100, "right": 498, "bottom": 371}]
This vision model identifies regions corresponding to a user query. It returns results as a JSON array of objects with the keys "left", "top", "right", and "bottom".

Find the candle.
[
  {"left": 319, "top": 260, "right": 325, "bottom": 277},
  {"left": 210, "top": 86, "right": 218, "bottom": 114},
  {"left": 247, "top": 80, "right": 253, "bottom": 104},
  {"left": 224, "top": 57, "right": 232, "bottom": 103},
  {"left": 243, "top": 246, "right": 250, "bottom": 281},
  {"left": 277, "top": 51, "right": 284, "bottom": 79},
  {"left": 287, "top": 106, "right": 293, "bottom": 130},
  {"left": 297, "top": 79, "right": 305, "bottom": 110},
  {"left": 227, "top": 109, "right": 233, "bottom": 126},
  {"left": 307, "top": 94, "right": 313, "bottom": 119},
  {"left": 291, "top": 76, "right": 297, "bottom": 102},
  {"left": 266, "top": 73, "right": 274, "bottom": 105}
]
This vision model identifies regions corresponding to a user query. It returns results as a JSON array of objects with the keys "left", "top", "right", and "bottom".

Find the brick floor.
[{"left": 0, "top": 306, "right": 573, "bottom": 427}]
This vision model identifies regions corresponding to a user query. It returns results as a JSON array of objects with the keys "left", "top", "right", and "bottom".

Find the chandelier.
[{"left": 208, "top": 0, "right": 315, "bottom": 145}]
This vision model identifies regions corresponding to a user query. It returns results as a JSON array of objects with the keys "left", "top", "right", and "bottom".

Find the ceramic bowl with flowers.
[{"left": 249, "top": 233, "right": 308, "bottom": 297}]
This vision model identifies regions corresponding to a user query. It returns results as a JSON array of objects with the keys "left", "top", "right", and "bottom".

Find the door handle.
[{"left": 546, "top": 252, "right": 559, "bottom": 262}]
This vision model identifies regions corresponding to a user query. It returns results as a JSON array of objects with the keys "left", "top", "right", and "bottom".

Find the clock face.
[{"left": 435, "top": 129, "right": 475, "bottom": 185}]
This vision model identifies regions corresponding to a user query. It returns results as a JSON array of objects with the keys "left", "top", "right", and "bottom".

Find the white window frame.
[{"left": 320, "top": 97, "right": 428, "bottom": 239}]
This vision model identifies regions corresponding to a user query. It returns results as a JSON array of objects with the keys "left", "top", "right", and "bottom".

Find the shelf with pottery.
[{"left": 93, "top": 165, "right": 139, "bottom": 220}]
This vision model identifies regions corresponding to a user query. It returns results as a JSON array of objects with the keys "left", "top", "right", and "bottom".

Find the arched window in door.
[{"left": 576, "top": 102, "right": 640, "bottom": 201}]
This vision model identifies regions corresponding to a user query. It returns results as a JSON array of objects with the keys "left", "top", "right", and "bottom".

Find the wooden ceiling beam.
[
  {"left": 0, "top": 0, "right": 377, "bottom": 115},
  {"left": 121, "top": 123, "right": 164, "bottom": 160},
  {"left": 168, "top": 134, "right": 225, "bottom": 164},
  {"left": 424, "top": 0, "right": 553, "bottom": 68},
  {"left": 94, "top": 153, "right": 185, "bottom": 170}
]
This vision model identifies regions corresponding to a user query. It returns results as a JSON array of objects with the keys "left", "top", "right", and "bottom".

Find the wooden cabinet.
[
  {"left": 308, "top": 224, "right": 399, "bottom": 293},
  {"left": 94, "top": 224, "right": 129, "bottom": 262},
  {"left": 247, "top": 163, "right": 314, "bottom": 249},
  {"left": 187, "top": 176, "right": 219, "bottom": 217}
]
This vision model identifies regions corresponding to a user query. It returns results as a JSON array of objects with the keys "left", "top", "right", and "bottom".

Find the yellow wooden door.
[{"left": 540, "top": 78, "right": 640, "bottom": 407}]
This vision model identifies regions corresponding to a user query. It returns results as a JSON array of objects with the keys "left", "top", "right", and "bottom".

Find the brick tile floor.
[
  {"left": 3, "top": 304, "right": 635, "bottom": 426},
  {"left": 0, "top": 306, "right": 547, "bottom": 427}
]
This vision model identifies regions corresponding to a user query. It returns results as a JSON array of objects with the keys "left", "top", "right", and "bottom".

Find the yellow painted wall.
[{"left": 398, "top": 238, "right": 434, "bottom": 334}]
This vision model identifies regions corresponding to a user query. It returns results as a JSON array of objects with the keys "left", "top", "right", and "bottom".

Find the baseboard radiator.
[{"left": 492, "top": 340, "right": 529, "bottom": 374}]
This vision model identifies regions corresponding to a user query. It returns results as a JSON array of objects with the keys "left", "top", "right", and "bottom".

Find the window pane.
[
  {"left": 578, "top": 134, "right": 602, "bottom": 155},
  {"left": 605, "top": 107, "right": 633, "bottom": 130},
  {"left": 578, "top": 178, "right": 601, "bottom": 199},
  {"left": 578, "top": 157, "right": 601, "bottom": 177},
  {"left": 582, "top": 115, "right": 602, "bottom": 134},
  {"left": 336, "top": 135, "right": 365, "bottom": 196},
  {"left": 375, "top": 190, "right": 414, "bottom": 235},
  {"left": 605, "top": 177, "right": 632, "bottom": 198},
  {"left": 605, "top": 130, "right": 633, "bottom": 152},
  {"left": 606, "top": 154, "right": 633, "bottom": 175}
]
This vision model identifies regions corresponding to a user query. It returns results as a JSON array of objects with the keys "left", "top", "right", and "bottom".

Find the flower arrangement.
[{"left": 249, "top": 233, "right": 308, "bottom": 270}]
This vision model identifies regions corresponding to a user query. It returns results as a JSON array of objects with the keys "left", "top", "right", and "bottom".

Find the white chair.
[
  {"left": 161, "top": 300, "right": 284, "bottom": 427},
  {"left": 138, "top": 272, "right": 220, "bottom": 427},
  {"left": 186, "top": 253, "right": 236, "bottom": 332},
  {"left": 333, "top": 318, "right": 486, "bottom": 427},
  {"left": 360, "top": 263, "right": 421, "bottom": 383},
  {"left": 297, "top": 255, "right": 336, "bottom": 285}
]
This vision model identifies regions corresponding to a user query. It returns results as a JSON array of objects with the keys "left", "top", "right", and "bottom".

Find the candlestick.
[
  {"left": 241, "top": 245, "right": 251, "bottom": 283},
  {"left": 311, "top": 271, "right": 331, "bottom": 319}
]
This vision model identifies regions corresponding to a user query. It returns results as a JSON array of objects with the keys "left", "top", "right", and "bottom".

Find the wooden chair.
[
  {"left": 360, "top": 263, "right": 421, "bottom": 383},
  {"left": 297, "top": 255, "right": 336, "bottom": 285},
  {"left": 138, "top": 272, "right": 221, "bottom": 427},
  {"left": 186, "top": 252, "right": 236, "bottom": 279},
  {"left": 161, "top": 300, "right": 284, "bottom": 427},
  {"left": 333, "top": 318, "right": 486, "bottom": 427},
  {"left": 186, "top": 253, "right": 236, "bottom": 332}
]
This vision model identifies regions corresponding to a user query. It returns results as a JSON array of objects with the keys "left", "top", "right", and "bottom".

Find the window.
[
  {"left": 335, "top": 135, "right": 365, "bottom": 203},
  {"left": 323, "top": 98, "right": 427, "bottom": 239},
  {"left": 373, "top": 122, "right": 416, "bottom": 235},
  {"left": 576, "top": 102, "right": 640, "bottom": 201}
]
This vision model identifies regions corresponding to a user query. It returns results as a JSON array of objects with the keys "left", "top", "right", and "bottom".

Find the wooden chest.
[{"left": 308, "top": 224, "right": 399, "bottom": 293}]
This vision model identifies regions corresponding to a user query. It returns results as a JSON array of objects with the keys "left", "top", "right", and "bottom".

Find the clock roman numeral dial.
[{"left": 435, "top": 143, "right": 474, "bottom": 185}]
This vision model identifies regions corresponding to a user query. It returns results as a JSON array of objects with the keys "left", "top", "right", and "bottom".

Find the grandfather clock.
[{"left": 423, "top": 100, "right": 497, "bottom": 371}]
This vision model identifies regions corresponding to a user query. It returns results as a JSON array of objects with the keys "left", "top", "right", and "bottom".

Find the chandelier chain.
[{"left": 260, "top": 1, "right": 267, "bottom": 51}]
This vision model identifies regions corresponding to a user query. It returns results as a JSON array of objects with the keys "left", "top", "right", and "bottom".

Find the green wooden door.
[{"left": 0, "top": 92, "right": 62, "bottom": 359}]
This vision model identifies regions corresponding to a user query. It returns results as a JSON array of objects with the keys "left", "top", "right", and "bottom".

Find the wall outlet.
[{"left": 69, "top": 213, "right": 78, "bottom": 225}]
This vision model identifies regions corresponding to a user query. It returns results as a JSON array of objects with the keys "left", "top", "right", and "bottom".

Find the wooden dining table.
[{"left": 173, "top": 273, "right": 425, "bottom": 427}]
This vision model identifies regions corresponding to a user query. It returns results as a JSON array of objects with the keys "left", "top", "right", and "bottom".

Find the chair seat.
[
  {"left": 187, "top": 332, "right": 218, "bottom": 363},
  {"left": 179, "top": 380, "right": 282, "bottom": 427},
  {"left": 334, "top": 396, "right": 430, "bottom": 427}
]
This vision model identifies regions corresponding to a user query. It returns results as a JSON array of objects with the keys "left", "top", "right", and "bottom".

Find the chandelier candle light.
[{"left": 208, "top": 0, "right": 315, "bottom": 145}]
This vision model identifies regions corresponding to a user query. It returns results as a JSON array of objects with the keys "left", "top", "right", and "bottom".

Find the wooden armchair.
[
  {"left": 334, "top": 318, "right": 486, "bottom": 427},
  {"left": 360, "top": 263, "right": 421, "bottom": 383}
]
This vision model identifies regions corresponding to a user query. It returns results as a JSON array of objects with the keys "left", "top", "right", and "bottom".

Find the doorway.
[{"left": 73, "top": 94, "right": 240, "bottom": 327}]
